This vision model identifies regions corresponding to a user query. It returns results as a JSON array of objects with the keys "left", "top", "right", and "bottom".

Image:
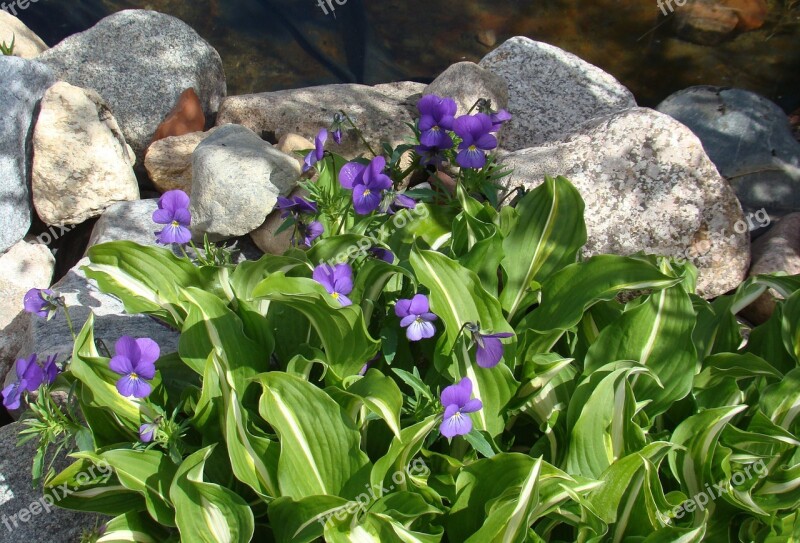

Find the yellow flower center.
[
  {"left": 331, "top": 292, "right": 340, "bottom": 300},
  {"left": 171, "top": 220, "right": 179, "bottom": 228},
  {"left": 130, "top": 372, "right": 139, "bottom": 380},
  {"left": 469, "top": 145, "right": 478, "bottom": 152},
  {"left": 363, "top": 189, "right": 371, "bottom": 197}
]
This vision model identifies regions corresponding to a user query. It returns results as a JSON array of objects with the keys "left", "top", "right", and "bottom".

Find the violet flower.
[
  {"left": 139, "top": 422, "right": 158, "bottom": 443},
  {"left": 23, "top": 288, "right": 59, "bottom": 320},
  {"left": 339, "top": 156, "right": 393, "bottom": 215},
  {"left": 42, "top": 354, "right": 60, "bottom": 384},
  {"left": 415, "top": 144, "right": 447, "bottom": 168},
  {"left": 276, "top": 196, "right": 317, "bottom": 219},
  {"left": 153, "top": 190, "right": 192, "bottom": 245},
  {"left": 331, "top": 112, "right": 345, "bottom": 144},
  {"left": 418, "top": 95, "right": 456, "bottom": 149},
  {"left": 1, "top": 354, "right": 45, "bottom": 410},
  {"left": 369, "top": 247, "right": 395, "bottom": 264},
  {"left": 313, "top": 263, "right": 354, "bottom": 307},
  {"left": 439, "top": 377, "right": 482, "bottom": 438},
  {"left": 109, "top": 336, "right": 160, "bottom": 399},
  {"left": 466, "top": 323, "right": 514, "bottom": 368},
  {"left": 490, "top": 109, "right": 512, "bottom": 132},
  {"left": 381, "top": 192, "right": 417, "bottom": 215},
  {"left": 395, "top": 294, "right": 437, "bottom": 341},
  {"left": 453, "top": 113, "right": 498, "bottom": 169},
  {"left": 303, "top": 128, "right": 328, "bottom": 173},
  {"left": 296, "top": 220, "right": 323, "bottom": 247}
]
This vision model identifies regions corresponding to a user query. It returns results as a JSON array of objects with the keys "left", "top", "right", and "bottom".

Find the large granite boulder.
[
  {"left": 423, "top": 61, "right": 508, "bottom": 117},
  {"left": 479, "top": 36, "right": 636, "bottom": 151},
  {"left": 499, "top": 107, "right": 749, "bottom": 298},
  {"left": 144, "top": 127, "right": 221, "bottom": 195},
  {"left": 32, "top": 82, "right": 139, "bottom": 225},
  {"left": 216, "top": 81, "right": 425, "bottom": 159},
  {"left": 36, "top": 10, "right": 226, "bottom": 166},
  {"left": 0, "top": 56, "right": 54, "bottom": 253},
  {"left": 657, "top": 86, "right": 800, "bottom": 220}
]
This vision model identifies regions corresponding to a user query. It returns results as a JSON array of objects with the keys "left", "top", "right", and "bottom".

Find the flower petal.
[
  {"left": 109, "top": 355, "right": 134, "bottom": 376},
  {"left": 441, "top": 377, "right": 472, "bottom": 407},
  {"left": 395, "top": 298, "right": 412, "bottom": 318},
  {"left": 353, "top": 184, "right": 382, "bottom": 215},
  {"left": 461, "top": 398, "right": 483, "bottom": 413},
  {"left": 313, "top": 265, "right": 335, "bottom": 292},
  {"left": 152, "top": 208, "right": 174, "bottom": 225},
  {"left": 440, "top": 411, "right": 472, "bottom": 438},
  {"left": 408, "top": 294, "right": 430, "bottom": 315},
  {"left": 116, "top": 375, "right": 138, "bottom": 397},
  {"left": 339, "top": 162, "right": 365, "bottom": 189},
  {"left": 135, "top": 338, "right": 161, "bottom": 366},
  {"left": 399, "top": 314, "right": 417, "bottom": 328},
  {"left": 332, "top": 264, "right": 353, "bottom": 295},
  {"left": 2, "top": 383, "right": 21, "bottom": 410},
  {"left": 159, "top": 190, "right": 190, "bottom": 213},
  {"left": 406, "top": 319, "right": 435, "bottom": 341},
  {"left": 476, "top": 337, "right": 505, "bottom": 368}
]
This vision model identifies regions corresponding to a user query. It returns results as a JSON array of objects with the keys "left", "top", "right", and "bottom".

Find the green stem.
[
  {"left": 62, "top": 304, "right": 76, "bottom": 341},
  {"left": 340, "top": 110, "right": 378, "bottom": 157}
]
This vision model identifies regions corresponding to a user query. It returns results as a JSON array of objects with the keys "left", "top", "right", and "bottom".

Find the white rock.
[
  {"left": 0, "top": 10, "right": 47, "bottom": 58},
  {"left": 32, "top": 81, "right": 139, "bottom": 225},
  {"left": 191, "top": 124, "right": 300, "bottom": 239},
  {"left": 423, "top": 61, "right": 508, "bottom": 117},
  {"left": 499, "top": 108, "right": 749, "bottom": 298},
  {"left": 479, "top": 36, "right": 636, "bottom": 150}
]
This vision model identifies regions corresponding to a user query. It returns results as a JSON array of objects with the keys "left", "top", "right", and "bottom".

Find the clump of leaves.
[{"left": 0, "top": 34, "right": 15, "bottom": 55}]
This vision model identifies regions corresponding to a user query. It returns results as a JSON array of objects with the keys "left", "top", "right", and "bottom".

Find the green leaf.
[
  {"left": 269, "top": 495, "right": 350, "bottom": 543},
  {"left": 97, "top": 512, "right": 173, "bottom": 542},
  {"left": 256, "top": 372, "right": 371, "bottom": 499},
  {"left": 781, "top": 289, "right": 800, "bottom": 364},
  {"left": 253, "top": 274, "right": 380, "bottom": 381},
  {"left": 522, "top": 255, "right": 681, "bottom": 334},
  {"left": 584, "top": 283, "right": 697, "bottom": 418},
  {"left": 45, "top": 457, "right": 142, "bottom": 515},
  {"left": 347, "top": 369, "right": 404, "bottom": 438},
  {"left": 370, "top": 416, "right": 437, "bottom": 497},
  {"left": 169, "top": 446, "right": 254, "bottom": 543},
  {"left": 501, "top": 175, "right": 587, "bottom": 320}
]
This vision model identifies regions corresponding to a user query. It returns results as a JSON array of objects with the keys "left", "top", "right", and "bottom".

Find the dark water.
[{"left": 13, "top": 0, "right": 800, "bottom": 110}]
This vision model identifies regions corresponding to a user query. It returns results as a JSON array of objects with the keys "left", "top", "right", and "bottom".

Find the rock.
[
  {"left": 423, "top": 62, "right": 508, "bottom": 117},
  {"left": 0, "top": 240, "right": 54, "bottom": 383},
  {"left": 0, "top": 11, "right": 47, "bottom": 58},
  {"left": 476, "top": 29, "right": 497, "bottom": 48},
  {"left": 498, "top": 107, "right": 749, "bottom": 298},
  {"left": 250, "top": 188, "right": 309, "bottom": 255},
  {"left": 216, "top": 81, "right": 426, "bottom": 159},
  {"left": 13, "top": 257, "right": 181, "bottom": 384},
  {"left": 672, "top": 0, "right": 768, "bottom": 45},
  {"left": 657, "top": 86, "right": 800, "bottom": 220},
  {"left": 31, "top": 82, "right": 139, "bottom": 225},
  {"left": 275, "top": 133, "right": 314, "bottom": 168},
  {"left": 741, "top": 213, "right": 800, "bottom": 324},
  {"left": 478, "top": 36, "right": 636, "bottom": 151},
  {"left": 0, "top": 422, "right": 104, "bottom": 543},
  {"left": 191, "top": 124, "right": 300, "bottom": 239},
  {"left": 36, "top": 10, "right": 226, "bottom": 166},
  {"left": 790, "top": 107, "right": 800, "bottom": 143},
  {"left": 0, "top": 56, "right": 54, "bottom": 254},
  {"left": 144, "top": 127, "right": 220, "bottom": 194},
  {"left": 151, "top": 88, "right": 206, "bottom": 143}
]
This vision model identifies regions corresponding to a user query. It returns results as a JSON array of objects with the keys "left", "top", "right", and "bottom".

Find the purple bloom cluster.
[
  {"left": 110, "top": 336, "right": 160, "bottom": 399},
  {"left": 1, "top": 354, "right": 59, "bottom": 410},
  {"left": 313, "top": 263, "right": 354, "bottom": 307},
  {"left": 153, "top": 190, "right": 192, "bottom": 245},
  {"left": 340, "top": 156, "right": 393, "bottom": 215},
  {"left": 414, "top": 94, "right": 511, "bottom": 170},
  {"left": 439, "top": 377, "right": 482, "bottom": 438}
]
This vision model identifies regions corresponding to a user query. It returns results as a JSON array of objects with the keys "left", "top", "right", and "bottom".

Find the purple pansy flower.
[
  {"left": 23, "top": 288, "right": 59, "bottom": 319},
  {"left": 381, "top": 192, "right": 417, "bottom": 215},
  {"left": 415, "top": 144, "right": 447, "bottom": 168},
  {"left": 453, "top": 113, "right": 498, "bottom": 169},
  {"left": 276, "top": 196, "right": 317, "bottom": 219},
  {"left": 1, "top": 354, "right": 45, "bottom": 410},
  {"left": 139, "top": 422, "right": 158, "bottom": 443},
  {"left": 296, "top": 220, "right": 323, "bottom": 247},
  {"left": 369, "top": 247, "right": 395, "bottom": 264},
  {"left": 42, "top": 354, "right": 60, "bottom": 384},
  {"left": 339, "top": 156, "right": 393, "bottom": 215},
  {"left": 331, "top": 112, "right": 345, "bottom": 144},
  {"left": 332, "top": 128, "right": 343, "bottom": 145},
  {"left": 153, "top": 190, "right": 192, "bottom": 245},
  {"left": 490, "top": 109, "right": 512, "bottom": 132},
  {"left": 313, "top": 263, "right": 354, "bottom": 307},
  {"left": 467, "top": 324, "right": 514, "bottom": 368},
  {"left": 439, "top": 377, "right": 483, "bottom": 438},
  {"left": 109, "top": 336, "right": 160, "bottom": 399},
  {"left": 303, "top": 129, "right": 328, "bottom": 173},
  {"left": 417, "top": 95, "right": 457, "bottom": 149},
  {"left": 395, "top": 294, "right": 437, "bottom": 341}
]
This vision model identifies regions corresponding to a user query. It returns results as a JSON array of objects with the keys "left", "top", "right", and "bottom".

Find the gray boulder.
[
  {"left": 216, "top": 81, "right": 425, "bottom": 159},
  {"left": 0, "top": 57, "right": 55, "bottom": 253},
  {"left": 37, "top": 9, "right": 226, "bottom": 166},
  {"left": 0, "top": 423, "right": 104, "bottom": 543},
  {"left": 499, "top": 107, "right": 749, "bottom": 299},
  {"left": 479, "top": 36, "right": 636, "bottom": 151},
  {"left": 657, "top": 86, "right": 800, "bottom": 220},
  {"left": 191, "top": 124, "right": 299, "bottom": 239}
]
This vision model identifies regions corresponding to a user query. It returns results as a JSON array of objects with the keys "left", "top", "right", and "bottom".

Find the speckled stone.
[
  {"left": 499, "top": 107, "right": 749, "bottom": 299},
  {"left": 423, "top": 61, "right": 508, "bottom": 116},
  {"left": 657, "top": 86, "right": 800, "bottom": 219},
  {"left": 479, "top": 36, "right": 636, "bottom": 151},
  {"left": 37, "top": 10, "right": 226, "bottom": 166},
  {"left": 216, "top": 81, "right": 426, "bottom": 159},
  {"left": 741, "top": 213, "right": 800, "bottom": 323},
  {"left": 144, "top": 127, "right": 220, "bottom": 194},
  {"left": 191, "top": 124, "right": 299, "bottom": 239}
]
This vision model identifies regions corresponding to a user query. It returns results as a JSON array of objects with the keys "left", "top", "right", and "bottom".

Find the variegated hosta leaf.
[
  {"left": 97, "top": 512, "right": 173, "bottom": 543},
  {"left": 44, "top": 457, "right": 143, "bottom": 516},
  {"left": 345, "top": 368, "right": 404, "bottom": 438},
  {"left": 169, "top": 446, "right": 254, "bottom": 543}
]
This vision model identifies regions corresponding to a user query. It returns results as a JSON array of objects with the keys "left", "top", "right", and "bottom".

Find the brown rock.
[
  {"left": 672, "top": 0, "right": 767, "bottom": 45},
  {"left": 250, "top": 188, "right": 308, "bottom": 255},
  {"left": 729, "top": 0, "right": 768, "bottom": 31},
  {"left": 152, "top": 88, "right": 205, "bottom": 143},
  {"left": 144, "top": 127, "right": 220, "bottom": 194},
  {"left": 276, "top": 133, "right": 314, "bottom": 168},
  {"left": 741, "top": 213, "right": 800, "bottom": 324}
]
